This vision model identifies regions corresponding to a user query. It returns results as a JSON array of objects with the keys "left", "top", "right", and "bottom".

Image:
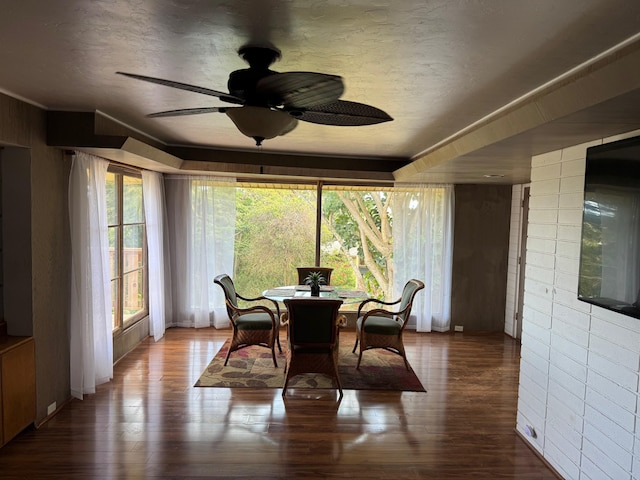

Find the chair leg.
[
  {"left": 398, "top": 345, "right": 410, "bottom": 371},
  {"left": 224, "top": 329, "right": 239, "bottom": 366},
  {"left": 333, "top": 358, "right": 343, "bottom": 398},
  {"left": 223, "top": 346, "right": 233, "bottom": 366},
  {"left": 269, "top": 334, "right": 278, "bottom": 368},
  {"left": 276, "top": 330, "right": 282, "bottom": 353},
  {"left": 402, "top": 355, "right": 410, "bottom": 370},
  {"left": 282, "top": 371, "right": 291, "bottom": 397},
  {"left": 354, "top": 328, "right": 363, "bottom": 368},
  {"left": 394, "top": 336, "right": 410, "bottom": 371}
]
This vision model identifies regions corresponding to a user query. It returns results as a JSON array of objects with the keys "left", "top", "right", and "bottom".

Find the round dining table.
[{"left": 262, "top": 285, "right": 368, "bottom": 305}]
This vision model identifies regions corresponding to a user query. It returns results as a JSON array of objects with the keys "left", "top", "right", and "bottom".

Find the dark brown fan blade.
[
  {"left": 117, "top": 72, "right": 244, "bottom": 105},
  {"left": 147, "top": 107, "right": 226, "bottom": 118},
  {"left": 292, "top": 100, "right": 393, "bottom": 126},
  {"left": 256, "top": 72, "right": 344, "bottom": 108}
]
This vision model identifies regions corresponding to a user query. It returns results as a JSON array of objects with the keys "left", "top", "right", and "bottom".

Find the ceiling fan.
[{"left": 117, "top": 45, "right": 393, "bottom": 146}]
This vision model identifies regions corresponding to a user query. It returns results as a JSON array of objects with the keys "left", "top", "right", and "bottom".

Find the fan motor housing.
[
  {"left": 227, "top": 68, "right": 279, "bottom": 106},
  {"left": 228, "top": 46, "right": 283, "bottom": 106},
  {"left": 238, "top": 45, "right": 281, "bottom": 68}
]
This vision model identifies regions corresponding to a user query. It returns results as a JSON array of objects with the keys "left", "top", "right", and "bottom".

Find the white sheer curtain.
[
  {"left": 165, "top": 175, "right": 236, "bottom": 328},
  {"left": 393, "top": 184, "right": 454, "bottom": 332},
  {"left": 68, "top": 151, "right": 113, "bottom": 399},
  {"left": 142, "top": 170, "right": 172, "bottom": 341}
]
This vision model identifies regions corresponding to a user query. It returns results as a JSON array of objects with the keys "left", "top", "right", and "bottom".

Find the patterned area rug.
[{"left": 195, "top": 336, "right": 426, "bottom": 392}]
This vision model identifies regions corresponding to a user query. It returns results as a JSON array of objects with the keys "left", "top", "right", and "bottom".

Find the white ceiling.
[{"left": 2, "top": 0, "right": 640, "bottom": 184}]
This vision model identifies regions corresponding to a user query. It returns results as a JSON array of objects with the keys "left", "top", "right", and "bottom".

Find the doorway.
[{"left": 514, "top": 186, "right": 530, "bottom": 341}]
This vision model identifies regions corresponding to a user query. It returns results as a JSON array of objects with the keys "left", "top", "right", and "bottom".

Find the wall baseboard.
[
  {"left": 514, "top": 429, "right": 563, "bottom": 480},
  {"left": 35, "top": 397, "right": 72, "bottom": 429},
  {"left": 114, "top": 316, "right": 149, "bottom": 362}
]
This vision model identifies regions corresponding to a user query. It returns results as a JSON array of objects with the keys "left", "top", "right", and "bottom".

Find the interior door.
[{"left": 515, "top": 187, "right": 530, "bottom": 341}]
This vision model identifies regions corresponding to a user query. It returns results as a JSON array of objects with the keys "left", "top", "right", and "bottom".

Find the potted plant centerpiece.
[{"left": 304, "top": 271, "right": 326, "bottom": 297}]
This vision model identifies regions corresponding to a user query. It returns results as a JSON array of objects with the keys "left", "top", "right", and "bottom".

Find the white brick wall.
[{"left": 516, "top": 129, "right": 640, "bottom": 480}]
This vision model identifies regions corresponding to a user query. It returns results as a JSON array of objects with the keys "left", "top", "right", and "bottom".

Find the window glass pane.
[
  {"left": 108, "top": 169, "right": 147, "bottom": 333},
  {"left": 234, "top": 186, "right": 316, "bottom": 297},
  {"left": 123, "top": 225, "right": 144, "bottom": 272},
  {"left": 123, "top": 176, "right": 143, "bottom": 224},
  {"left": 106, "top": 172, "right": 118, "bottom": 226},
  {"left": 321, "top": 189, "right": 393, "bottom": 300},
  {"left": 123, "top": 269, "right": 144, "bottom": 322},
  {"left": 108, "top": 226, "right": 119, "bottom": 280},
  {"left": 111, "top": 279, "right": 119, "bottom": 331}
]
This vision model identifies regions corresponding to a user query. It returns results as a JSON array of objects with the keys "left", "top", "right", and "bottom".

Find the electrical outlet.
[
  {"left": 524, "top": 424, "right": 537, "bottom": 438},
  {"left": 454, "top": 325, "right": 463, "bottom": 332},
  {"left": 47, "top": 402, "right": 57, "bottom": 416}
]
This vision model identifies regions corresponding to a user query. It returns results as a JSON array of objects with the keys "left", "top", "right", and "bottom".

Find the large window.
[
  {"left": 234, "top": 184, "right": 317, "bottom": 294},
  {"left": 106, "top": 167, "right": 147, "bottom": 332},
  {"left": 321, "top": 187, "right": 393, "bottom": 300},
  {"left": 233, "top": 183, "right": 393, "bottom": 300}
]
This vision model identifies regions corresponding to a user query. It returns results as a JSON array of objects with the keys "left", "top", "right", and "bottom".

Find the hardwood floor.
[{"left": 0, "top": 328, "right": 558, "bottom": 479}]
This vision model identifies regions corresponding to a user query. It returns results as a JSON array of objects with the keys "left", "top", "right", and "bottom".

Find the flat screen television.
[{"left": 578, "top": 135, "right": 640, "bottom": 319}]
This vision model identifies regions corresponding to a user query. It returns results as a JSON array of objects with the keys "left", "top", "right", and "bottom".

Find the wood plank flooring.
[{"left": 0, "top": 328, "right": 558, "bottom": 479}]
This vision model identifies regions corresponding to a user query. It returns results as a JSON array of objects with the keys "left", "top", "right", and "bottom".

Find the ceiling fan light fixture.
[
  {"left": 119, "top": 45, "right": 392, "bottom": 146},
  {"left": 225, "top": 106, "right": 297, "bottom": 146}
]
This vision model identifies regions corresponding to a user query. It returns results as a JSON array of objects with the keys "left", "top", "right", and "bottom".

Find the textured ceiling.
[{"left": 2, "top": 1, "right": 640, "bottom": 184}]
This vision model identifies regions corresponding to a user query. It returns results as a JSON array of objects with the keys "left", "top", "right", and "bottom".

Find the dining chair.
[
  {"left": 296, "top": 266, "right": 334, "bottom": 285},
  {"left": 352, "top": 279, "right": 425, "bottom": 370},
  {"left": 214, "top": 274, "right": 282, "bottom": 367},
  {"left": 281, "top": 298, "right": 344, "bottom": 397}
]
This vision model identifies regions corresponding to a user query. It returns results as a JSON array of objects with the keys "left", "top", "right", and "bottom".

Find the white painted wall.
[{"left": 516, "top": 129, "right": 640, "bottom": 480}]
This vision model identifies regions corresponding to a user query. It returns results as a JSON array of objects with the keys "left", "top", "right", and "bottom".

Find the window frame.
[
  {"left": 232, "top": 180, "right": 396, "bottom": 300},
  {"left": 107, "top": 165, "right": 148, "bottom": 333}
]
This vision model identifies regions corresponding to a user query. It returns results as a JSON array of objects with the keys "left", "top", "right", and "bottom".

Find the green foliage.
[
  {"left": 106, "top": 172, "right": 145, "bottom": 249},
  {"left": 322, "top": 250, "right": 355, "bottom": 287},
  {"left": 322, "top": 190, "right": 393, "bottom": 298},
  {"left": 234, "top": 188, "right": 316, "bottom": 296},
  {"left": 232, "top": 186, "right": 393, "bottom": 300},
  {"left": 123, "top": 180, "right": 143, "bottom": 224}
]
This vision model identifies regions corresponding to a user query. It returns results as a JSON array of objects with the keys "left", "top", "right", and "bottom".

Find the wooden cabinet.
[{"left": 0, "top": 336, "right": 35, "bottom": 447}]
